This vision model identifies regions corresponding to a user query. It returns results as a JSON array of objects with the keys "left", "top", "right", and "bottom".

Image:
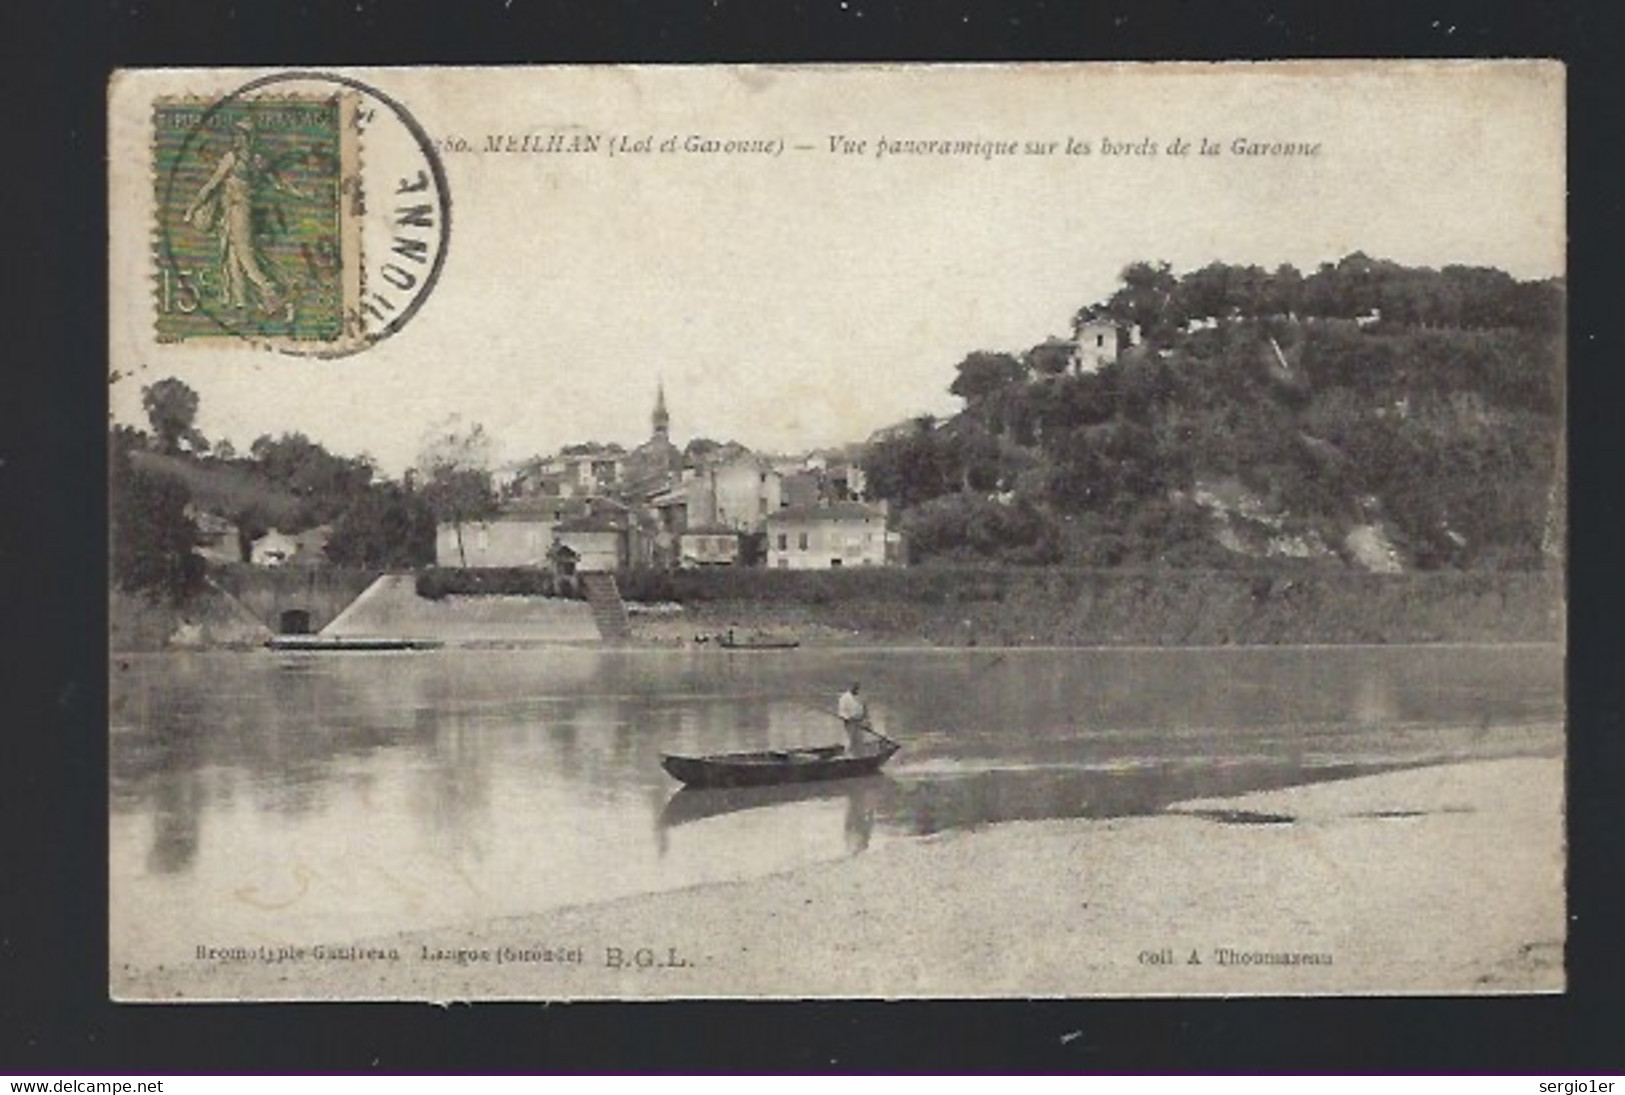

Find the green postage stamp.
[{"left": 153, "top": 94, "right": 362, "bottom": 348}]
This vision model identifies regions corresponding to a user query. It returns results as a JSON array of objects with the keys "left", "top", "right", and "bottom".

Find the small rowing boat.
[
  {"left": 717, "top": 637, "right": 800, "bottom": 650},
  {"left": 661, "top": 740, "right": 900, "bottom": 788}
]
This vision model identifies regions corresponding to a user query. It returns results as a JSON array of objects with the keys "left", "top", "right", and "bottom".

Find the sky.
[{"left": 108, "top": 63, "right": 1566, "bottom": 475}]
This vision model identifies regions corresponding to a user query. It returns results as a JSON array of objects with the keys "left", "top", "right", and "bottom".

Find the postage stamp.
[
  {"left": 147, "top": 72, "right": 448, "bottom": 356},
  {"left": 153, "top": 93, "right": 360, "bottom": 346}
]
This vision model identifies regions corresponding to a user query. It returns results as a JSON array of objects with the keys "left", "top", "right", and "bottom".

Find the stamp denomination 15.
[{"left": 153, "top": 72, "right": 449, "bottom": 357}]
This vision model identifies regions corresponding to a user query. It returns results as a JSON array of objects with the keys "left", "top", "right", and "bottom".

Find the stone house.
[
  {"left": 685, "top": 455, "right": 783, "bottom": 533},
  {"left": 765, "top": 502, "right": 891, "bottom": 570},
  {"left": 434, "top": 500, "right": 557, "bottom": 568},
  {"left": 678, "top": 524, "right": 742, "bottom": 568},
  {"left": 552, "top": 513, "right": 631, "bottom": 572}
]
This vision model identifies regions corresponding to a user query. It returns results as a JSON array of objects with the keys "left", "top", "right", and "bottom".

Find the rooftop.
[
  {"left": 495, "top": 498, "right": 567, "bottom": 520},
  {"left": 555, "top": 514, "right": 627, "bottom": 534},
  {"left": 767, "top": 502, "right": 884, "bottom": 524}
]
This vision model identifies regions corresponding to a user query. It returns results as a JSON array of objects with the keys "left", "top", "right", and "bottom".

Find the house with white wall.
[
  {"left": 552, "top": 513, "right": 631, "bottom": 572},
  {"left": 677, "top": 455, "right": 782, "bottom": 534},
  {"left": 765, "top": 502, "right": 890, "bottom": 570},
  {"left": 434, "top": 501, "right": 557, "bottom": 568},
  {"left": 678, "top": 524, "right": 743, "bottom": 567},
  {"left": 1074, "top": 318, "right": 1120, "bottom": 373}
]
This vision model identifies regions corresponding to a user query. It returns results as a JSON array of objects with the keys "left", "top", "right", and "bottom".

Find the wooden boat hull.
[
  {"left": 661, "top": 741, "right": 899, "bottom": 788},
  {"left": 265, "top": 636, "right": 444, "bottom": 652}
]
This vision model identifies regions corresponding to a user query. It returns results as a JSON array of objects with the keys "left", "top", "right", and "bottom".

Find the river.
[{"left": 109, "top": 644, "right": 1562, "bottom": 967}]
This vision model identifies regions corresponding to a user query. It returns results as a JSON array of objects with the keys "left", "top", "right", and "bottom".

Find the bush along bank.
[
  {"left": 616, "top": 566, "right": 1563, "bottom": 646},
  {"left": 415, "top": 567, "right": 580, "bottom": 601}
]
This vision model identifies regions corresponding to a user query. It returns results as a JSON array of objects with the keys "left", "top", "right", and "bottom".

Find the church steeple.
[{"left": 652, "top": 380, "right": 670, "bottom": 442}]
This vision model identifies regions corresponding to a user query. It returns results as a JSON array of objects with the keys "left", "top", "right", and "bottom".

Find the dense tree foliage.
[
  {"left": 1099, "top": 260, "right": 1183, "bottom": 344},
  {"left": 325, "top": 482, "right": 438, "bottom": 569},
  {"left": 949, "top": 351, "right": 1028, "bottom": 406},
  {"left": 1023, "top": 338, "right": 1075, "bottom": 378},
  {"left": 867, "top": 254, "right": 1563, "bottom": 569},
  {"left": 901, "top": 494, "right": 1062, "bottom": 565},
  {"left": 110, "top": 426, "right": 204, "bottom": 601},
  {"left": 862, "top": 418, "right": 1033, "bottom": 513},
  {"left": 247, "top": 432, "right": 377, "bottom": 525},
  {"left": 141, "top": 377, "right": 208, "bottom": 455},
  {"left": 112, "top": 382, "right": 442, "bottom": 590}
]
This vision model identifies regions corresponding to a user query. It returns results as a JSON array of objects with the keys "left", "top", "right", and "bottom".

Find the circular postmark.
[{"left": 154, "top": 71, "right": 450, "bottom": 358}]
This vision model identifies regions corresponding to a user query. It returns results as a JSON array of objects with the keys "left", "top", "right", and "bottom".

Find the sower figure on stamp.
[
  {"left": 184, "top": 119, "right": 300, "bottom": 317},
  {"left": 837, "top": 681, "right": 869, "bottom": 756}
]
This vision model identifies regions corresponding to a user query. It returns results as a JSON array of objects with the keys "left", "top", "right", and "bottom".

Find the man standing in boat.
[{"left": 838, "top": 682, "right": 869, "bottom": 755}]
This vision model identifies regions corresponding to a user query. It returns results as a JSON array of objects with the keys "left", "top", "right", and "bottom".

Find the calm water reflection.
[{"left": 110, "top": 645, "right": 1562, "bottom": 961}]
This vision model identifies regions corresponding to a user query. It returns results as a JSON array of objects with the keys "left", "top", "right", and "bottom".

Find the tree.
[
  {"left": 1177, "top": 262, "right": 1235, "bottom": 322},
  {"left": 1044, "top": 420, "right": 1162, "bottom": 516},
  {"left": 231, "top": 503, "right": 274, "bottom": 563},
  {"left": 1263, "top": 263, "right": 1304, "bottom": 317},
  {"left": 1103, "top": 261, "right": 1183, "bottom": 343},
  {"left": 142, "top": 377, "right": 207, "bottom": 454},
  {"left": 683, "top": 437, "right": 725, "bottom": 461},
  {"left": 110, "top": 430, "right": 203, "bottom": 601},
  {"left": 248, "top": 432, "right": 375, "bottom": 525},
  {"left": 947, "top": 421, "right": 1005, "bottom": 492},
  {"left": 900, "top": 493, "right": 1061, "bottom": 564},
  {"left": 1034, "top": 369, "right": 1117, "bottom": 437},
  {"left": 949, "top": 351, "right": 1029, "bottom": 442},
  {"left": 949, "top": 351, "right": 1027, "bottom": 407},
  {"left": 1023, "top": 338, "right": 1075, "bottom": 377},
  {"left": 862, "top": 424, "right": 956, "bottom": 510},
  {"left": 325, "top": 483, "right": 438, "bottom": 569},
  {"left": 417, "top": 418, "right": 499, "bottom": 567}
]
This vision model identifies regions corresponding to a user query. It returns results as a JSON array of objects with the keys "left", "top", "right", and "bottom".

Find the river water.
[{"left": 109, "top": 644, "right": 1562, "bottom": 965}]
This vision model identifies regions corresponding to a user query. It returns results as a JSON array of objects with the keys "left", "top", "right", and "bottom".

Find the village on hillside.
[
  {"left": 130, "top": 303, "right": 1158, "bottom": 585},
  {"left": 444, "top": 383, "right": 904, "bottom": 575},
  {"left": 150, "top": 306, "right": 1162, "bottom": 584},
  {"left": 112, "top": 251, "right": 1566, "bottom": 651},
  {"left": 430, "top": 308, "right": 1160, "bottom": 576}
]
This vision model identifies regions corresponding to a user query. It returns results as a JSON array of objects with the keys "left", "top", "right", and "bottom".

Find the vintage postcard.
[{"left": 108, "top": 63, "right": 1566, "bottom": 1001}]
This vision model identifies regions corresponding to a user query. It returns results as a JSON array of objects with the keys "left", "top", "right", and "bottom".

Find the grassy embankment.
[
  {"left": 618, "top": 566, "right": 1563, "bottom": 646},
  {"left": 112, "top": 565, "right": 1563, "bottom": 651}
]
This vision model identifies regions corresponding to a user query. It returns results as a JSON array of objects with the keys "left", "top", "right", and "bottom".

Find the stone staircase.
[{"left": 578, "top": 571, "right": 632, "bottom": 641}]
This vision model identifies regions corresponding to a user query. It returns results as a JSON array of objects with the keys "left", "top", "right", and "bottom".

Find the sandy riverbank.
[{"left": 117, "top": 755, "right": 1564, "bottom": 1001}]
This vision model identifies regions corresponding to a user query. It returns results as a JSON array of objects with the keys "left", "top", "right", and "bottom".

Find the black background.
[{"left": 3, "top": 0, "right": 1620, "bottom": 1074}]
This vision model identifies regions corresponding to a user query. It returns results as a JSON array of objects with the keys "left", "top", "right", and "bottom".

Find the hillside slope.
[{"left": 862, "top": 256, "right": 1563, "bottom": 573}]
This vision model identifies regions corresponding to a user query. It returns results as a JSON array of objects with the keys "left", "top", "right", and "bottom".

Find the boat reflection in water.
[
  {"left": 657, "top": 775, "right": 893, "bottom": 856},
  {"left": 654, "top": 753, "right": 1447, "bottom": 861}
]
